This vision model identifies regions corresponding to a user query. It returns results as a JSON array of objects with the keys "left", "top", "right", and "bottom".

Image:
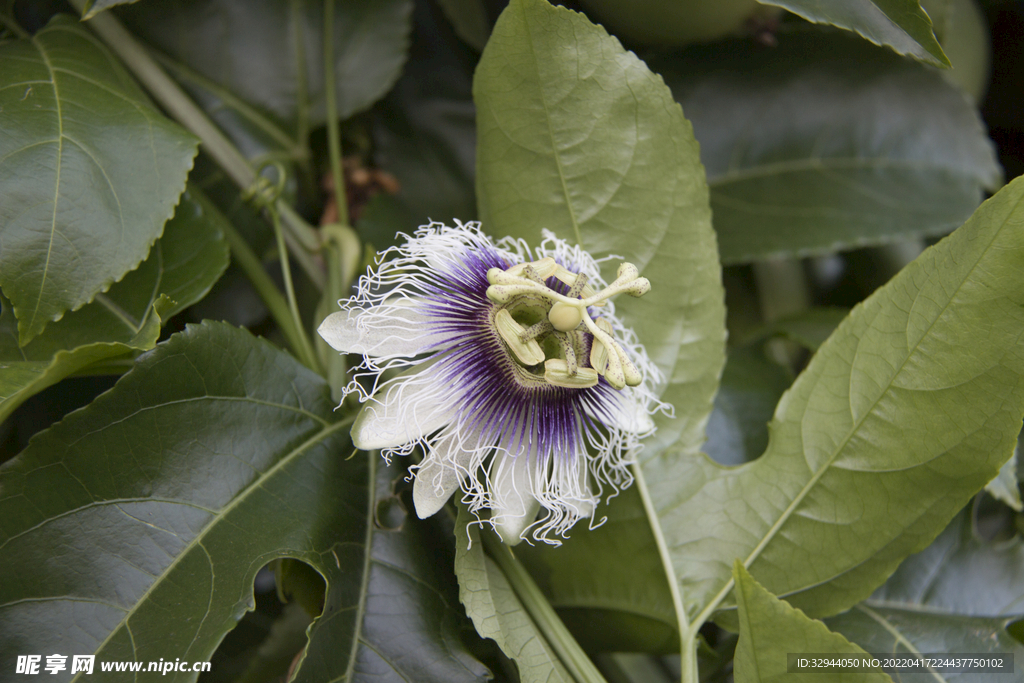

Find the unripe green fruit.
[
  {"left": 920, "top": 0, "right": 991, "bottom": 103},
  {"left": 580, "top": 0, "right": 762, "bottom": 47}
]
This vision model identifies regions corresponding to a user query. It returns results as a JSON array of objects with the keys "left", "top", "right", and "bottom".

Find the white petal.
[
  {"left": 587, "top": 391, "right": 654, "bottom": 435},
  {"left": 317, "top": 302, "right": 446, "bottom": 357},
  {"left": 413, "top": 426, "right": 491, "bottom": 519},
  {"left": 560, "top": 457, "right": 595, "bottom": 519},
  {"left": 351, "top": 365, "right": 455, "bottom": 451},
  {"left": 490, "top": 451, "right": 541, "bottom": 546}
]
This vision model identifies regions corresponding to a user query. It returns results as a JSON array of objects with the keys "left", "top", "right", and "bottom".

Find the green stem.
[
  {"left": 269, "top": 207, "right": 321, "bottom": 372},
  {"left": 322, "top": 0, "right": 350, "bottom": 227},
  {"left": 291, "top": 0, "right": 311, "bottom": 159},
  {"left": 221, "top": 214, "right": 319, "bottom": 371},
  {"left": 71, "top": 0, "right": 325, "bottom": 290},
  {"left": 480, "top": 532, "right": 607, "bottom": 683}
]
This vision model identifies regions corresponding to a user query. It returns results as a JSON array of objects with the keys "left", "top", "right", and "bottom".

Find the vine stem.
[
  {"left": 70, "top": 0, "right": 326, "bottom": 290},
  {"left": 269, "top": 207, "right": 321, "bottom": 372},
  {"left": 480, "top": 531, "right": 608, "bottom": 683},
  {"left": 220, "top": 207, "right": 320, "bottom": 371},
  {"left": 630, "top": 463, "right": 698, "bottom": 683},
  {"left": 322, "top": 0, "right": 350, "bottom": 227}
]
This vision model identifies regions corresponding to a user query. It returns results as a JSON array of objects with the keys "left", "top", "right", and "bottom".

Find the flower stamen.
[{"left": 494, "top": 308, "right": 546, "bottom": 366}]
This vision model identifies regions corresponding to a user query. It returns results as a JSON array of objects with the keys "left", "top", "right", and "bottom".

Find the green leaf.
[
  {"left": 455, "top": 505, "right": 573, "bottom": 683},
  {"left": 0, "top": 15, "right": 199, "bottom": 344},
  {"left": 0, "top": 322, "right": 490, "bottom": 683},
  {"left": 758, "top": 0, "right": 950, "bottom": 66},
  {"left": 663, "top": 176, "right": 1024, "bottom": 629},
  {"left": 0, "top": 186, "right": 229, "bottom": 424},
  {"left": 733, "top": 563, "right": 891, "bottom": 683},
  {"left": 826, "top": 512, "right": 1024, "bottom": 681},
  {"left": 436, "top": 0, "right": 491, "bottom": 51},
  {"left": 82, "top": 0, "right": 140, "bottom": 19},
  {"left": 473, "top": 0, "right": 725, "bottom": 456},
  {"left": 652, "top": 29, "right": 1001, "bottom": 263},
  {"left": 119, "top": 0, "right": 414, "bottom": 131}
]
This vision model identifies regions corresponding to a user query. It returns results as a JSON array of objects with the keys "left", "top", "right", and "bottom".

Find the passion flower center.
[{"left": 484, "top": 258, "right": 651, "bottom": 391}]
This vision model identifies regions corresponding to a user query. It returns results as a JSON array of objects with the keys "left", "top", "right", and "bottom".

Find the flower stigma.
[{"left": 317, "top": 221, "right": 666, "bottom": 546}]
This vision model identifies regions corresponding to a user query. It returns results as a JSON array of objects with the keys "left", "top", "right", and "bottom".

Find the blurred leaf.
[
  {"left": 371, "top": 0, "right": 478, "bottom": 240},
  {"left": 704, "top": 345, "right": 792, "bottom": 467},
  {"left": 436, "top": 0, "right": 491, "bottom": 51},
  {"left": 826, "top": 511, "right": 1024, "bottom": 681},
  {"left": 157, "top": 56, "right": 304, "bottom": 163},
  {"left": 732, "top": 563, "right": 891, "bottom": 683},
  {"left": 0, "top": 15, "right": 198, "bottom": 344},
  {"left": 0, "top": 322, "right": 490, "bottom": 683},
  {"left": 455, "top": 505, "right": 573, "bottom": 683},
  {"left": 0, "top": 187, "right": 229, "bottom": 424},
  {"left": 653, "top": 29, "right": 1000, "bottom": 263},
  {"left": 829, "top": 606, "right": 1023, "bottom": 682},
  {"left": 81, "top": 0, "right": 139, "bottom": 19},
  {"left": 658, "top": 176, "right": 1024, "bottom": 628},
  {"left": 177, "top": 62, "right": 300, "bottom": 330},
  {"left": 119, "top": 0, "right": 414, "bottom": 131},
  {"left": 867, "top": 509, "right": 1024, "bottom": 618},
  {"left": 758, "top": 308, "right": 849, "bottom": 352},
  {"left": 758, "top": 0, "right": 949, "bottom": 66},
  {"left": 234, "top": 602, "right": 312, "bottom": 683}
]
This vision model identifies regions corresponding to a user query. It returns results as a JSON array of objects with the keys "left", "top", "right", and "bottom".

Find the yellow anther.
[
  {"left": 626, "top": 277, "right": 651, "bottom": 297},
  {"left": 553, "top": 266, "right": 597, "bottom": 299},
  {"left": 507, "top": 257, "right": 558, "bottom": 280},
  {"left": 619, "top": 348, "right": 642, "bottom": 386},
  {"left": 494, "top": 309, "right": 545, "bottom": 366},
  {"left": 589, "top": 318, "right": 614, "bottom": 373},
  {"left": 544, "top": 359, "right": 599, "bottom": 389},
  {"left": 548, "top": 302, "right": 583, "bottom": 332},
  {"left": 487, "top": 283, "right": 540, "bottom": 303},
  {"left": 616, "top": 262, "right": 639, "bottom": 281}
]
